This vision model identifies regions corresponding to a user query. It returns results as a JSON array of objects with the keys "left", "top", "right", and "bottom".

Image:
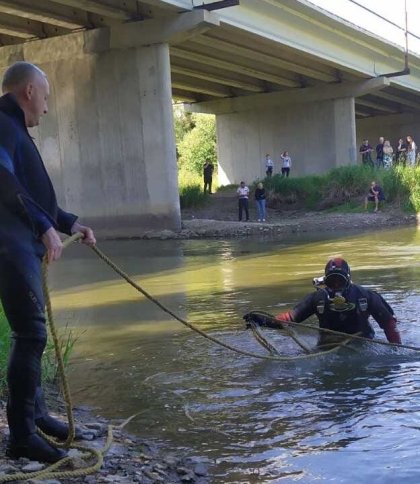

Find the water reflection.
[{"left": 50, "top": 227, "right": 420, "bottom": 482}]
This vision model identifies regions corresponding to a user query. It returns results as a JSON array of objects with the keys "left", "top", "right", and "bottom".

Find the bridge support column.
[
  {"left": 216, "top": 96, "right": 356, "bottom": 184},
  {"left": 189, "top": 78, "right": 389, "bottom": 184},
  {"left": 0, "top": 37, "right": 180, "bottom": 237}
]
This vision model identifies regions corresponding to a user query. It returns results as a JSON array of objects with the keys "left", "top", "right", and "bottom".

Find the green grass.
[
  {"left": 0, "top": 305, "right": 80, "bottom": 396},
  {"left": 260, "top": 165, "right": 420, "bottom": 213},
  {"left": 178, "top": 169, "right": 209, "bottom": 209},
  {"left": 0, "top": 307, "right": 10, "bottom": 395}
]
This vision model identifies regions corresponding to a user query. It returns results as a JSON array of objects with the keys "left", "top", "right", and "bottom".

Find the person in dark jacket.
[
  {"left": 376, "top": 136, "right": 384, "bottom": 168},
  {"left": 203, "top": 160, "right": 214, "bottom": 194},
  {"left": 254, "top": 182, "right": 266, "bottom": 222},
  {"left": 244, "top": 258, "right": 401, "bottom": 346},
  {"left": 0, "top": 62, "right": 95, "bottom": 463},
  {"left": 364, "top": 180, "right": 385, "bottom": 212}
]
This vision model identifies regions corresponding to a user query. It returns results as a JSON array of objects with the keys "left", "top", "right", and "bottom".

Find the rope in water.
[
  {"left": 89, "top": 243, "right": 372, "bottom": 361},
  {"left": 89, "top": 242, "right": 420, "bottom": 355}
]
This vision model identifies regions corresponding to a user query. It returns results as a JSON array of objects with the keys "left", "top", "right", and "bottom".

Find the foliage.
[
  {"left": 0, "top": 305, "right": 80, "bottom": 396},
  {"left": 262, "top": 165, "right": 420, "bottom": 212},
  {"left": 177, "top": 113, "right": 217, "bottom": 175},
  {"left": 173, "top": 104, "right": 195, "bottom": 147},
  {"left": 42, "top": 324, "right": 84, "bottom": 383},
  {"left": 0, "top": 307, "right": 10, "bottom": 395},
  {"left": 178, "top": 169, "right": 208, "bottom": 209}
]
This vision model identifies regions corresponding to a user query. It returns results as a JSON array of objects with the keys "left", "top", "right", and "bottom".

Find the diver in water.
[{"left": 244, "top": 257, "right": 402, "bottom": 346}]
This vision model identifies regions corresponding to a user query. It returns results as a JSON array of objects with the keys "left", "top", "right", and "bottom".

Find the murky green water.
[{"left": 49, "top": 227, "right": 420, "bottom": 483}]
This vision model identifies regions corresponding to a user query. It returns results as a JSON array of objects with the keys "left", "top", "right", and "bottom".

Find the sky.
[{"left": 308, "top": 0, "right": 420, "bottom": 54}]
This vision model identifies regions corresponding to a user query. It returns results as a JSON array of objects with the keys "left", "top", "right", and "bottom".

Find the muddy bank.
[{"left": 0, "top": 391, "right": 209, "bottom": 483}]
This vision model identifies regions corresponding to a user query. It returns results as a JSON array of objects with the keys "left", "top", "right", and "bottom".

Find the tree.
[
  {"left": 178, "top": 113, "right": 217, "bottom": 174},
  {"left": 173, "top": 104, "right": 195, "bottom": 146}
]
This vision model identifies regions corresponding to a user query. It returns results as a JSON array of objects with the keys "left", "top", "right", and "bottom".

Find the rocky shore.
[
  {"left": 142, "top": 209, "right": 418, "bottom": 242},
  {"left": 0, "top": 394, "right": 209, "bottom": 484},
  {"left": 136, "top": 189, "right": 418, "bottom": 240}
]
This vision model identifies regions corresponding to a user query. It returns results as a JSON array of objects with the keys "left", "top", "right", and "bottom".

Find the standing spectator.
[
  {"left": 203, "top": 160, "right": 214, "bottom": 194},
  {"left": 359, "top": 139, "right": 374, "bottom": 167},
  {"left": 396, "top": 138, "right": 407, "bottom": 165},
  {"left": 265, "top": 154, "right": 273, "bottom": 178},
  {"left": 406, "top": 135, "right": 416, "bottom": 166},
  {"left": 365, "top": 180, "right": 385, "bottom": 212},
  {"left": 280, "top": 151, "right": 292, "bottom": 177},
  {"left": 254, "top": 182, "right": 266, "bottom": 222},
  {"left": 375, "top": 136, "right": 384, "bottom": 168},
  {"left": 237, "top": 181, "right": 249, "bottom": 221},
  {"left": 383, "top": 140, "right": 393, "bottom": 169}
]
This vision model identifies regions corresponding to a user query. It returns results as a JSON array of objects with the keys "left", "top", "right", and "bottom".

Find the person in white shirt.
[
  {"left": 280, "top": 151, "right": 292, "bottom": 177},
  {"left": 265, "top": 154, "right": 273, "bottom": 177},
  {"left": 237, "top": 181, "right": 250, "bottom": 221}
]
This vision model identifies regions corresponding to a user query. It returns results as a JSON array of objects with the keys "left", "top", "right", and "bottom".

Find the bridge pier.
[
  {"left": 189, "top": 78, "right": 390, "bottom": 184},
  {"left": 215, "top": 96, "right": 356, "bottom": 184}
]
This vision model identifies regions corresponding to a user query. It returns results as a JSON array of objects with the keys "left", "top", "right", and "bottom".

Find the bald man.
[{"left": 0, "top": 62, "right": 95, "bottom": 462}]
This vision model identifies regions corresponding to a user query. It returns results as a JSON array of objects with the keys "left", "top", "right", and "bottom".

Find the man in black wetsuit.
[
  {"left": 0, "top": 62, "right": 96, "bottom": 462},
  {"left": 244, "top": 258, "right": 401, "bottom": 346}
]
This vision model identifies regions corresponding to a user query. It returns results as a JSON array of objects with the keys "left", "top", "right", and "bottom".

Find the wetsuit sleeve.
[
  {"left": 368, "top": 290, "right": 401, "bottom": 344},
  {"left": 19, "top": 196, "right": 53, "bottom": 236},
  {"left": 56, "top": 207, "right": 78, "bottom": 236},
  {"left": 0, "top": 122, "right": 53, "bottom": 236},
  {"left": 276, "top": 292, "right": 317, "bottom": 324}
]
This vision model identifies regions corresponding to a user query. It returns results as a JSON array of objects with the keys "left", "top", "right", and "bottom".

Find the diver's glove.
[{"left": 243, "top": 311, "right": 279, "bottom": 329}]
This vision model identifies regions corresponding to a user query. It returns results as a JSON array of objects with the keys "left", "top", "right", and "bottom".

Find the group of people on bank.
[
  {"left": 360, "top": 136, "right": 417, "bottom": 168},
  {"left": 265, "top": 152, "right": 292, "bottom": 178}
]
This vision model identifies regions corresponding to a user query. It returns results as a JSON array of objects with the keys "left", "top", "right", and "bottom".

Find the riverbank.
[
  {"left": 144, "top": 188, "right": 418, "bottom": 240},
  {"left": 0, "top": 389, "right": 209, "bottom": 483}
]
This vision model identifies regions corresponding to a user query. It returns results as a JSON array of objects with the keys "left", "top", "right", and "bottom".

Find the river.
[{"left": 49, "top": 227, "right": 420, "bottom": 483}]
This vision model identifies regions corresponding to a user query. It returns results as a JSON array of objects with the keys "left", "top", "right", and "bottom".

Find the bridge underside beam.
[
  {"left": 0, "top": 0, "right": 88, "bottom": 30},
  {"left": 187, "top": 77, "right": 391, "bottom": 115}
]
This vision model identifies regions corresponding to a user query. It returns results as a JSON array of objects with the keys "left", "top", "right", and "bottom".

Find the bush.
[
  {"left": 261, "top": 165, "right": 420, "bottom": 212},
  {"left": 0, "top": 304, "right": 79, "bottom": 396},
  {"left": 178, "top": 169, "right": 208, "bottom": 209},
  {"left": 178, "top": 114, "right": 217, "bottom": 175}
]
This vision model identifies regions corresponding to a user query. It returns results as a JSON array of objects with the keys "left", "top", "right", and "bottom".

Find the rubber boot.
[
  {"left": 35, "top": 387, "right": 83, "bottom": 441},
  {"left": 7, "top": 433, "right": 67, "bottom": 463},
  {"left": 7, "top": 340, "right": 67, "bottom": 462}
]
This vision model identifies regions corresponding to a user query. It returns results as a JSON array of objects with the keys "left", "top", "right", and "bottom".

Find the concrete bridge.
[{"left": 1, "top": 0, "right": 420, "bottom": 235}]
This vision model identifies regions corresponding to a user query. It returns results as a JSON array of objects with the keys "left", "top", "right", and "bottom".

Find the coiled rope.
[{"left": 3, "top": 232, "right": 419, "bottom": 482}]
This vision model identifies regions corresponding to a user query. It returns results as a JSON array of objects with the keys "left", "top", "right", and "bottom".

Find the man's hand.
[
  {"left": 71, "top": 221, "right": 96, "bottom": 246},
  {"left": 42, "top": 227, "right": 63, "bottom": 263}
]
